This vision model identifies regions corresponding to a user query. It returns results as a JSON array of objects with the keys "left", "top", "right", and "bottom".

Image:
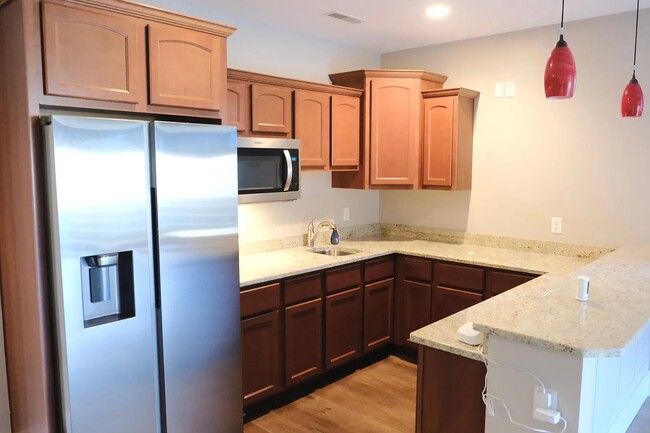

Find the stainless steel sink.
[{"left": 308, "top": 247, "right": 360, "bottom": 256}]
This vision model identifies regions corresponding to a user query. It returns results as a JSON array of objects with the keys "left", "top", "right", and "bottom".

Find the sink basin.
[{"left": 308, "top": 247, "right": 360, "bottom": 257}]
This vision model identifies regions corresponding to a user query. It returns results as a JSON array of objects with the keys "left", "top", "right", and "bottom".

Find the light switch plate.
[{"left": 495, "top": 82, "right": 505, "bottom": 98}]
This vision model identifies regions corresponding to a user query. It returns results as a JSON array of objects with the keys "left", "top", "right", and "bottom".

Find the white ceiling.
[{"left": 178, "top": 0, "right": 649, "bottom": 53}]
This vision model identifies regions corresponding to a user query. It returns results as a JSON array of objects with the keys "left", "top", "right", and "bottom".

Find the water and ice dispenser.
[{"left": 81, "top": 251, "right": 135, "bottom": 327}]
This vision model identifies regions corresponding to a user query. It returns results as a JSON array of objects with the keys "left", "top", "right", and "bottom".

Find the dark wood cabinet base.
[{"left": 416, "top": 345, "right": 486, "bottom": 433}]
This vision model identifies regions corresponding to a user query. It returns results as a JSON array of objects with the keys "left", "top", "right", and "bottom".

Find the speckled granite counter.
[
  {"left": 240, "top": 236, "right": 600, "bottom": 361},
  {"left": 239, "top": 237, "right": 588, "bottom": 287},
  {"left": 412, "top": 246, "right": 650, "bottom": 360}
]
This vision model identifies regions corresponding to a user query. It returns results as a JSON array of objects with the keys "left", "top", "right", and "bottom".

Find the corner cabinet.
[
  {"left": 40, "top": 0, "right": 234, "bottom": 116},
  {"left": 422, "top": 88, "right": 479, "bottom": 190},
  {"left": 329, "top": 70, "right": 448, "bottom": 189}
]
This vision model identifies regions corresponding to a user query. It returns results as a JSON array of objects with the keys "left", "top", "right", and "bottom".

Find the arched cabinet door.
[
  {"left": 147, "top": 23, "right": 226, "bottom": 111},
  {"left": 331, "top": 95, "right": 360, "bottom": 170},
  {"left": 295, "top": 90, "right": 330, "bottom": 170},
  {"left": 41, "top": 1, "right": 145, "bottom": 104},
  {"left": 369, "top": 78, "right": 419, "bottom": 187}
]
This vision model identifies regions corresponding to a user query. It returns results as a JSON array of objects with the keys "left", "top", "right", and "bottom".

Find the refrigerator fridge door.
[
  {"left": 44, "top": 116, "right": 159, "bottom": 433},
  {"left": 152, "top": 122, "right": 242, "bottom": 433}
]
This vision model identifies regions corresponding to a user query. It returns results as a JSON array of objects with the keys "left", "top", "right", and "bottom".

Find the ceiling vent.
[{"left": 323, "top": 11, "right": 365, "bottom": 24}]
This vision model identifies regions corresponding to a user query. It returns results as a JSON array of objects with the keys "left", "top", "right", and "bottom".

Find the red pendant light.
[
  {"left": 545, "top": 0, "right": 577, "bottom": 99},
  {"left": 621, "top": 0, "right": 644, "bottom": 117}
]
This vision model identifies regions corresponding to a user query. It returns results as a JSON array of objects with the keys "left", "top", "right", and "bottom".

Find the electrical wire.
[
  {"left": 478, "top": 344, "right": 569, "bottom": 433},
  {"left": 478, "top": 345, "right": 547, "bottom": 394}
]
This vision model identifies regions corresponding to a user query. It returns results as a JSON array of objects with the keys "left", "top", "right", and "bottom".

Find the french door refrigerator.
[{"left": 43, "top": 115, "right": 242, "bottom": 433}]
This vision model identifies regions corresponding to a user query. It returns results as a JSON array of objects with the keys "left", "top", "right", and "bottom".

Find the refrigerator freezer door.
[
  {"left": 152, "top": 122, "right": 242, "bottom": 433},
  {"left": 45, "top": 116, "right": 159, "bottom": 433}
]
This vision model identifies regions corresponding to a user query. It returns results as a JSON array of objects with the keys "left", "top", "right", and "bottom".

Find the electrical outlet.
[
  {"left": 551, "top": 217, "right": 562, "bottom": 234},
  {"left": 505, "top": 81, "right": 516, "bottom": 97},
  {"left": 532, "top": 385, "right": 560, "bottom": 424},
  {"left": 343, "top": 207, "right": 350, "bottom": 222}
]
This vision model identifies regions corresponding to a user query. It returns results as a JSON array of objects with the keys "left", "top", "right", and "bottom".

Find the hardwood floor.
[
  {"left": 244, "top": 355, "right": 417, "bottom": 433},
  {"left": 244, "top": 355, "right": 649, "bottom": 433}
]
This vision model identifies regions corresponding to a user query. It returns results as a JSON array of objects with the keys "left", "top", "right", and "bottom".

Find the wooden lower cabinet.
[
  {"left": 325, "top": 287, "right": 363, "bottom": 368},
  {"left": 486, "top": 269, "right": 537, "bottom": 298},
  {"left": 241, "top": 311, "right": 282, "bottom": 406},
  {"left": 432, "top": 286, "right": 483, "bottom": 322},
  {"left": 416, "top": 346, "right": 486, "bottom": 433},
  {"left": 284, "top": 298, "right": 323, "bottom": 386},
  {"left": 394, "top": 279, "right": 432, "bottom": 349},
  {"left": 363, "top": 278, "right": 394, "bottom": 352}
]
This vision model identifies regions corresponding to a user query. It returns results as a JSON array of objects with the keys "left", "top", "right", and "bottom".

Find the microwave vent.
[{"left": 323, "top": 11, "right": 365, "bottom": 24}]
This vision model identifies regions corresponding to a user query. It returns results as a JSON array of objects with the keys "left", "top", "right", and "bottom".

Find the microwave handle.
[{"left": 283, "top": 150, "right": 292, "bottom": 192}]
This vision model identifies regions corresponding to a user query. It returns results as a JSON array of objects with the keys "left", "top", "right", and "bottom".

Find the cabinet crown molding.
[
  {"left": 45, "top": 0, "right": 237, "bottom": 37},
  {"left": 329, "top": 69, "right": 448, "bottom": 86},
  {"left": 422, "top": 87, "right": 480, "bottom": 99},
  {"left": 228, "top": 69, "right": 363, "bottom": 97}
]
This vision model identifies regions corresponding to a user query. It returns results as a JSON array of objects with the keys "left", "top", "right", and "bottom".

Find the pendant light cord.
[
  {"left": 633, "top": 0, "right": 640, "bottom": 77},
  {"left": 561, "top": 0, "right": 565, "bottom": 29}
]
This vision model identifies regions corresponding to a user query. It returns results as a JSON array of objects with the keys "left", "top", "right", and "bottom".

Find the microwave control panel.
[{"left": 289, "top": 149, "right": 299, "bottom": 191}]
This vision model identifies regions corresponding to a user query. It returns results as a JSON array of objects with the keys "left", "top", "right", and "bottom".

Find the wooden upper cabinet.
[
  {"left": 226, "top": 80, "right": 249, "bottom": 133},
  {"left": 370, "top": 78, "right": 419, "bottom": 186},
  {"left": 147, "top": 23, "right": 226, "bottom": 111},
  {"left": 423, "top": 97, "right": 454, "bottom": 187},
  {"left": 251, "top": 84, "right": 292, "bottom": 135},
  {"left": 329, "top": 70, "right": 448, "bottom": 190},
  {"left": 422, "top": 88, "right": 479, "bottom": 190},
  {"left": 294, "top": 90, "right": 330, "bottom": 170},
  {"left": 41, "top": 1, "right": 145, "bottom": 104},
  {"left": 331, "top": 95, "right": 360, "bottom": 170}
]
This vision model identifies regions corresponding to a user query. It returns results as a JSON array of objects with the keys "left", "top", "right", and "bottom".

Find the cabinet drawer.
[
  {"left": 435, "top": 262, "right": 484, "bottom": 293},
  {"left": 401, "top": 255, "right": 433, "bottom": 283},
  {"left": 364, "top": 256, "right": 394, "bottom": 283},
  {"left": 284, "top": 272, "right": 322, "bottom": 305},
  {"left": 240, "top": 282, "right": 281, "bottom": 318},
  {"left": 487, "top": 270, "right": 537, "bottom": 298},
  {"left": 326, "top": 264, "right": 362, "bottom": 294}
]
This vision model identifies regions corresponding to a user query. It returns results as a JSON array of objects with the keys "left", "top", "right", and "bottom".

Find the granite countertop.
[
  {"left": 240, "top": 236, "right": 599, "bottom": 359},
  {"left": 240, "top": 236, "right": 649, "bottom": 360},
  {"left": 239, "top": 236, "right": 588, "bottom": 287}
]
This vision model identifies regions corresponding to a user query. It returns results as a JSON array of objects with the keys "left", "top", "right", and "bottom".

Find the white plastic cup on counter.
[{"left": 576, "top": 275, "right": 590, "bottom": 302}]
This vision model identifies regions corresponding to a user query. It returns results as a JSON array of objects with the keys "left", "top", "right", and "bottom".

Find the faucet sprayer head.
[{"left": 330, "top": 229, "right": 340, "bottom": 245}]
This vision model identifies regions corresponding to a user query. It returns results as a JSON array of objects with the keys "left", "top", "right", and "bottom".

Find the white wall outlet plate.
[
  {"left": 551, "top": 217, "right": 562, "bottom": 234},
  {"left": 343, "top": 207, "right": 350, "bottom": 222},
  {"left": 505, "top": 81, "right": 516, "bottom": 97}
]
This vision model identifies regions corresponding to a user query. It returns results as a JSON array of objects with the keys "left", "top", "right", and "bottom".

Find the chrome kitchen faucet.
[{"left": 307, "top": 219, "right": 340, "bottom": 248}]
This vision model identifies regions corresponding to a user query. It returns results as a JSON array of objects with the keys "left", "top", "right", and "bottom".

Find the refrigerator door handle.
[{"left": 283, "top": 149, "right": 292, "bottom": 192}]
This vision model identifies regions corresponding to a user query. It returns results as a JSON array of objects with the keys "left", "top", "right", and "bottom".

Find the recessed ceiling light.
[{"left": 425, "top": 5, "right": 450, "bottom": 19}]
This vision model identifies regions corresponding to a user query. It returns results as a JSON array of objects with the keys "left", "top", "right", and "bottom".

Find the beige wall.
[
  {"left": 381, "top": 10, "right": 650, "bottom": 248},
  {"left": 140, "top": 0, "right": 382, "bottom": 243}
]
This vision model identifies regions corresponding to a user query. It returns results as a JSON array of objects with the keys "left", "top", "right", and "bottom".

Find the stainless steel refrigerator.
[{"left": 43, "top": 115, "right": 242, "bottom": 433}]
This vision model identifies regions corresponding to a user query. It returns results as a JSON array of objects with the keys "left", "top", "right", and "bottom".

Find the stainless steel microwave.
[{"left": 237, "top": 137, "right": 300, "bottom": 204}]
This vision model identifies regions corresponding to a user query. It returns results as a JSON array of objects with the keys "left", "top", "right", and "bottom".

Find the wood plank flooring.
[
  {"left": 244, "top": 355, "right": 650, "bottom": 433},
  {"left": 244, "top": 355, "right": 417, "bottom": 433}
]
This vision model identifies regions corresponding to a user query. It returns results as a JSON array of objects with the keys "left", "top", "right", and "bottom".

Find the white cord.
[
  {"left": 478, "top": 344, "right": 547, "bottom": 394},
  {"left": 478, "top": 344, "right": 569, "bottom": 433},
  {"left": 486, "top": 394, "right": 568, "bottom": 433}
]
